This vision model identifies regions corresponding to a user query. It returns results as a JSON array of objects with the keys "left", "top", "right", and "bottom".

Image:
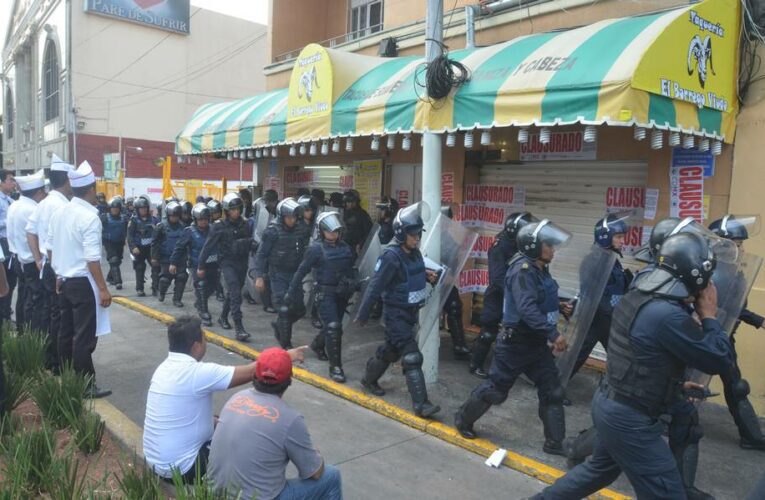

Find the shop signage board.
[
  {"left": 454, "top": 184, "right": 526, "bottom": 231},
  {"left": 352, "top": 160, "right": 382, "bottom": 211},
  {"left": 102, "top": 153, "right": 120, "bottom": 181},
  {"left": 604, "top": 186, "right": 646, "bottom": 254},
  {"left": 669, "top": 165, "right": 705, "bottom": 222},
  {"left": 672, "top": 147, "right": 715, "bottom": 177},
  {"left": 84, "top": 0, "right": 190, "bottom": 34},
  {"left": 458, "top": 268, "right": 489, "bottom": 294},
  {"left": 441, "top": 172, "right": 455, "bottom": 203},
  {"left": 287, "top": 44, "right": 334, "bottom": 123},
  {"left": 519, "top": 131, "right": 597, "bottom": 161}
]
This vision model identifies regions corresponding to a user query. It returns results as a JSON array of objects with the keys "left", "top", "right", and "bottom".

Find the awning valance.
[{"left": 176, "top": 0, "right": 738, "bottom": 155}]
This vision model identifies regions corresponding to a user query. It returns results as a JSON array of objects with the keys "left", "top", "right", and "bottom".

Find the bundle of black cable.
[{"left": 425, "top": 51, "right": 470, "bottom": 100}]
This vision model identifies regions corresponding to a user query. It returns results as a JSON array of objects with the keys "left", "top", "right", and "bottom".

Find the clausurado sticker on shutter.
[
  {"left": 669, "top": 165, "right": 704, "bottom": 222},
  {"left": 458, "top": 268, "right": 489, "bottom": 294},
  {"left": 605, "top": 186, "right": 646, "bottom": 254},
  {"left": 453, "top": 184, "right": 526, "bottom": 231}
]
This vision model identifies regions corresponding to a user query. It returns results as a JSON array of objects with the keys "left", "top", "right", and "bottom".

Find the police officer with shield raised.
[
  {"left": 355, "top": 203, "right": 441, "bottom": 418},
  {"left": 100, "top": 197, "right": 128, "bottom": 290},
  {"left": 455, "top": 219, "right": 572, "bottom": 455},
  {"left": 127, "top": 196, "right": 159, "bottom": 297},
  {"left": 287, "top": 211, "right": 356, "bottom": 382},
  {"left": 536, "top": 232, "right": 734, "bottom": 499},
  {"left": 470, "top": 212, "right": 536, "bottom": 378}
]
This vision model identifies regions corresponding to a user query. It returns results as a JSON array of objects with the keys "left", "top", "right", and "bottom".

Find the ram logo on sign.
[{"left": 84, "top": 0, "right": 190, "bottom": 35}]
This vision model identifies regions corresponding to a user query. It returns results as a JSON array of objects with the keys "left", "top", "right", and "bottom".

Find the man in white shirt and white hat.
[
  {"left": 7, "top": 169, "right": 46, "bottom": 332},
  {"left": 48, "top": 161, "right": 112, "bottom": 398},
  {"left": 27, "top": 155, "right": 73, "bottom": 372}
]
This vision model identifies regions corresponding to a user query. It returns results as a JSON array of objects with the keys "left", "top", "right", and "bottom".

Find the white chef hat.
[
  {"left": 69, "top": 161, "right": 96, "bottom": 188},
  {"left": 16, "top": 169, "right": 46, "bottom": 191},
  {"left": 50, "top": 154, "right": 74, "bottom": 173}
]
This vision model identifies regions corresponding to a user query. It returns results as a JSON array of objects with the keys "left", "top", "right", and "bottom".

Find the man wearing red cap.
[{"left": 208, "top": 347, "right": 343, "bottom": 500}]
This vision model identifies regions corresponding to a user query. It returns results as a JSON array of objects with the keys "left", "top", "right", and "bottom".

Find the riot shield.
[
  {"left": 552, "top": 244, "right": 618, "bottom": 388},
  {"left": 251, "top": 198, "right": 271, "bottom": 244},
  {"left": 343, "top": 223, "right": 382, "bottom": 329},
  {"left": 417, "top": 213, "right": 479, "bottom": 346},
  {"left": 690, "top": 252, "right": 763, "bottom": 388}
]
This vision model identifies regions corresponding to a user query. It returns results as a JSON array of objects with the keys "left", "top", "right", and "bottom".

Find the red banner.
[
  {"left": 470, "top": 234, "right": 495, "bottom": 259},
  {"left": 441, "top": 172, "right": 454, "bottom": 203},
  {"left": 459, "top": 269, "right": 489, "bottom": 294}
]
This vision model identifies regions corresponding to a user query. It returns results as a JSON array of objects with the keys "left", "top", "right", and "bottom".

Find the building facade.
[{"left": 3, "top": 0, "right": 267, "bottom": 198}]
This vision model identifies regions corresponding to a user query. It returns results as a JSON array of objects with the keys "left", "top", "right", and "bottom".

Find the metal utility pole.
[{"left": 420, "top": 0, "right": 443, "bottom": 383}]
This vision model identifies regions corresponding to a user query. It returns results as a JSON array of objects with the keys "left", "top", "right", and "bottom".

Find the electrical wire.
[{"left": 414, "top": 39, "right": 470, "bottom": 103}]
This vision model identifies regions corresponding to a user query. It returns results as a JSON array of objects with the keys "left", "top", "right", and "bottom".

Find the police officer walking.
[
  {"left": 287, "top": 211, "right": 356, "bottom": 382},
  {"left": 100, "top": 197, "right": 128, "bottom": 290},
  {"left": 470, "top": 212, "right": 535, "bottom": 378},
  {"left": 355, "top": 204, "right": 441, "bottom": 418},
  {"left": 342, "top": 189, "right": 373, "bottom": 256},
  {"left": 206, "top": 198, "right": 226, "bottom": 303},
  {"left": 199, "top": 193, "right": 252, "bottom": 341},
  {"left": 455, "top": 219, "right": 572, "bottom": 455},
  {"left": 170, "top": 203, "right": 217, "bottom": 326},
  {"left": 254, "top": 198, "right": 307, "bottom": 349},
  {"left": 127, "top": 196, "right": 159, "bottom": 297},
  {"left": 180, "top": 201, "right": 193, "bottom": 227},
  {"left": 151, "top": 201, "right": 187, "bottom": 307},
  {"left": 535, "top": 232, "right": 734, "bottom": 499}
]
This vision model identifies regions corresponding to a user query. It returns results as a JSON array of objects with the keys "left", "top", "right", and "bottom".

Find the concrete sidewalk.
[{"left": 94, "top": 301, "right": 548, "bottom": 499}]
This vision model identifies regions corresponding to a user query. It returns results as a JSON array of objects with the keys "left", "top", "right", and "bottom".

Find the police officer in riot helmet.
[
  {"left": 297, "top": 194, "right": 317, "bottom": 241},
  {"left": 287, "top": 211, "right": 356, "bottom": 382},
  {"left": 125, "top": 197, "right": 135, "bottom": 218},
  {"left": 536, "top": 232, "right": 734, "bottom": 499},
  {"left": 101, "top": 197, "right": 129, "bottom": 290},
  {"left": 207, "top": 199, "right": 223, "bottom": 223},
  {"left": 568, "top": 213, "right": 632, "bottom": 380},
  {"left": 96, "top": 192, "right": 108, "bottom": 215},
  {"left": 456, "top": 219, "right": 573, "bottom": 455},
  {"left": 439, "top": 206, "right": 472, "bottom": 360},
  {"left": 180, "top": 201, "right": 193, "bottom": 227},
  {"left": 127, "top": 196, "right": 160, "bottom": 296},
  {"left": 470, "top": 212, "right": 535, "bottom": 378},
  {"left": 199, "top": 193, "right": 253, "bottom": 341},
  {"left": 355, "top": 204, "right": 441, "bottom": 418},
  {"left": 254, "top": 198, "right": 308, "bottom": 348},
  {"left": 708, "top": 214, "right": 765, "bottom": 451},
  {"left": 170, "top": 203, "right": 218, "bottom": 326},
  {"left": 151, "top": 201, "right": 188, "bottom": 307},
  {"left": 376, "top": 196, "right": 399, "bottom": 245},
  {"left": 342, "top": 189, "right": 373, "bottom": 255}
]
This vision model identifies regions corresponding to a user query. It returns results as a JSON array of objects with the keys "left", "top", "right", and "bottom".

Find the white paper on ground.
[{"left": 485, "top": 448, "right": 507, "bottom": 468}]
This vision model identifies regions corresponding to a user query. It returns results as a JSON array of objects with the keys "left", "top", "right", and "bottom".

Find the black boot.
[
  {"left": 114, "top": 266, "right": 123, "bottom": 290},
  {"left": 564, "top": 426, "right": 597, "bottom": 469},
  {"left": 540, "top": 402, "right": 566, "bottom": 456},
  {"left": 196, "top": 288, "right": 212, "bottom": 326},
  {"left": 447, "top": 315, "right": 471, "bottom": 361},
  {"left": 402, "top": 357, "right": 440, "bottom": 418},
  {"left": 672, "top": 440, "right": 714, "bottom": 500},
  {"left": 733, "top": 396, "right": 765, "bottom": 450},
  {"left": 172, "top": 282, "right": 185, "bottom": 308},
  {"left": 234, "top": 318, "right": 250, "bottom": 341},
  {"left": 455, "top": 395, "right": 492, "bottom": 439},
  {"left": 272, "top": 306, "right": 293, "bottom": 349},
  {"left": 361, "top": 357, "right": 389, "bottom": 396},
  {"left": 218, "top": 314, "right": 232, "bottom": 330},
  {"left": 158, "top": 277, "right": 169, "bottom": 301},
  {"left": 325, "top": 323, "right": 345, "bottom": 383},
  {"left": 469, "top": 330, "right": 495, "bottom": 379},
  {"left": 310, "top": 334, "right": 328, "bottom": 361}
]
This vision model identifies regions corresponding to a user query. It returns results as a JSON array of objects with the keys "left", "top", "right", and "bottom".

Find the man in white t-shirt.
[{"left": 143, "top": 316, "right": 304, "bottom": 482}]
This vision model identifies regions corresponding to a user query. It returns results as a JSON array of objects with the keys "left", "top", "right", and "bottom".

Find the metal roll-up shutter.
[{"left": 299, "top": 166, "right": 347, "bottom": 194}]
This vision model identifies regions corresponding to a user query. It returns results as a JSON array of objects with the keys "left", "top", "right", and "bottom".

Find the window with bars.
[
  {"left": 350, "top": 0, "right": 383, "bottom": 40},
  {"left": 43, "top": 39, "right": 59, "bottom": 122},
  {"left": 5, "top": 88, "right": 13, "bottom": 140}
]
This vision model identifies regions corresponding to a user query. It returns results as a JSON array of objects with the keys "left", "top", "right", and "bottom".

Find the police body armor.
[
  {"left": 315, "top": 242, "right": 355, "bottom": 296},
  {"left": 160, "top": 223, "right": 185, "bottom": 260},
  {"left": 104, "top": 214, "right": 127, "bottom": 243},
  {"left": 189, "top": 226, "right": 216, "bottom": 269},
  {"left": 381, "top": 246, "right": 428, "bottom": 308},
  {"left": 503, "top": 255, "right": 560, "bottom": 343},
  {"left": 606, "top": 290, "right": 685, "bottom": 417},
  {"left": 603, "top": 258, "right": 628, "bottom": 309},
  {"left": 268, "top": 224, "right": 305, "bottom": 273},
  {"left": 133, "top": 217, "right": 156, "bottom": 247}
]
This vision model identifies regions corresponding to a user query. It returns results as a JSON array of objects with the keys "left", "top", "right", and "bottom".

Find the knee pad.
[
  {"left": 733, "top": 379, "right": 751, "bottom": 399},
  {"left": 479, "top": 386, "right": 509, "bottom": 405},
  {"left": 108, "top": 256, "right": 121, "bottom": 265},
  {"left": 376, "top": 345, "right": 400, "bottom": 364},
  {"left": 327, "top": 322, "right": 342, "bottom": 337},
  {"left": 278, "top": 305, "right": 290, "bottom": 318},
  {"left": 401, "top": 350, "right": 424, "bottom": 371},
  {"left": 547, "top": 385, "right": 566, "bottom": 405},
  {"left": 195, "top": 279, "right": 206, "bottom": 291},
  {"left": 477, "top": 330, "right": 497, "bottom": 345}
]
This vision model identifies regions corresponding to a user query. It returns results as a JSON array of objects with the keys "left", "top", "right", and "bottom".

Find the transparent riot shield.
[
  {"left": 343, "top": 223, "right": 382, "bottom": 329},
  {"left": 417, "top": 213, "right": 480, "bottom": 346},
  {"left": 552, "top": 244, "right": 618, "bottom": 388},
  {"left": 690, "top": 252, "right": 763, "bottom": 388},
  {"left": 251, "top": 198, "right": 271, "bottom": 245}
]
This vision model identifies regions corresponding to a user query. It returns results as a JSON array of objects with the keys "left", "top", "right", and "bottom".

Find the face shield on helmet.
[
  {"left": 297, "top": 195, "right": 317, "bottom": 214},
  {"left": 594, "top": 210, "right": 631, "bottom": 248},
  {"left": 108, "top": 196, "right": 123, "bottom": 210},
  {"left": 669, "top": 217, "right": 738, "bottom": 264},
  {"left": 277, "top": 197, "right": 301, "bottom": 220},
  {"left": 517, "top": 219, "right": 572, "bottom": 259},
  {"left": 181, "top": 201, "right": 193, "bottom": 217},
  {"left": 221, "top": 193, "right": 243, "bottom": 212},
  {"left": 191, "top": 203, "right": 211, "bottom": 222},
  {"left": 633, "top": 217, "right": 682, "bottom": 263},
  {"left": 317, "top": 212, "right": 344, "bottom": 237},
  {"left": 393, "top": 201, "right": 431, "bottom": 243},
  {"left": 637, "top": 232, "right": 716, "bottom": 299},
  {"left": 504, "top": 212, "right": 538, "bottom": 239},
  {"left": 709, "top": 214, "right": 761, "bottom": 241},
  {"left": 165, "top": 201, "right": 182, "bottom": 218},
  {"left": 207, "top": 199, "right": 222, "bottom": 215}
]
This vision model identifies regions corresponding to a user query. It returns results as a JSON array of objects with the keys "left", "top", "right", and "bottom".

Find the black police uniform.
[
  {"left": 456, "top": 254, "right": 567, "bottom": 454},
  {"left": 127, "top": 213, "right": 160, "bottom": 295},
  {"left": 152, "top": 219, "right": 188, "bottom": 305},
  {"left": 171, "top": 222, "right": 218, "bottom": 325},
  {"left": 100, "top": 212, "right": 128, "bottom": 288}
]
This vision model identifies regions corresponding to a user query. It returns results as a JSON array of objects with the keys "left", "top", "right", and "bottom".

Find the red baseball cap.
[{"left": 256, "top": 348, "right": 293, "bottom": 384}]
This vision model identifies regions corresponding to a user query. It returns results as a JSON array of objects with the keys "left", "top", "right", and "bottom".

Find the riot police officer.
[
  {"left": 151, "top": 201, "right": 187, "bottom": 307},
  {"left": 125, "top": 197, "right": 135, "bottom": 219},
  {"left": 170, "top": 203, "right": 217, "bottom": 326},
  {"left": 569, "top": 213, "right": 631, "bottom": 379},
  {"left": 376, "top": 197, "right": 399, "bottom": 245},
  {"left": 709, "top": 214, "right": 765, "bottom": 450},
  {"left": 455, "top": 219, "right": 573, "bottom": 455},
  {"left": 127, "top": 196, "right": 160, "bottom": 296},
  {"left": 199, "top": 193, "right": 252, "bottom": 341},
  {"left": 297, "top": 194, "right": 317, "bottom": 242},
  {"left": 100, "top": 197, "right": 128, "bottom": 290},
  {"left": 206, "top": 199, "right": 225, "bottom": 302},
  {"left": 180, "top": 201, "right": 193, "bottom": 227},
  {"left": 470, "top": 212, "right": 535, "bottom": 378},
  {"left": 536, "top": 232, "right": 734, "bottom": 499},
  {"left": 254, "top": 198, "right": 307, "bottom": 349},
  {"left": 287, "top": 212, "right": 356, "bottom": 382},
  {"left": 342, "top": 189, "right": 373, "bottom": 255},
  {"left": 355, "top": 204, "right": 441, "bottom": 418},
  {"left": 96, "top": 192, "right": 108, "bottom": 215},
  {"left": 439, "top": 206, "right": 472, "bottom": 360}
]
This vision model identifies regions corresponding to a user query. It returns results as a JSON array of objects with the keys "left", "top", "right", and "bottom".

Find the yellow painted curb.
[
  {"left": 93, "top": 398, "right": 144, "bottom": 456},
  {"left": 113, "top": 296, "right": 629, "bottom": 500}
]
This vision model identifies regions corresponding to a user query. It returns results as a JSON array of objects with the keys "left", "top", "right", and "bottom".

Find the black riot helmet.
[
  {"left": 165, "top": 201, "right": 182, "bottom": 218},
  {"left": 181, "top": 201, "right": 193, "bottom": 218},
  {"left": 222, "top": 193, "right": 244, "bottom": 213},
  {"left": 126, "top": 197, "right": 134, "bottom": 207},
  {"left": 393, "top": 202, "right": 430, "bottom": 244},
  {"left": 277, "top": 197, "right": 301, "bottom": 221},
  {"left": 191, "top": 203, "right": 211, "bottom": 222},
  {"left": 134, "top": 196, "right": 150, "bottom": 211},
  {"left": 709, "top": 215, "right": 760, "bottom": 241},
  {"left": 516, "top": 219, "right": 572, "bottom": 260},
  {"left": 97, "top": 192, "right": 106, "bottom": 203},
  {"left": 317, "top": 211, "right": 344, "bottom": 238},
  {"left": 633, "top": 217, "right": 682, "bottom": 263},
  {"left": 109, "top": 196, "right": 123, "bottom": 209},
  {"left": 297, "top": 195, "right": 317, "bottom": 213},
  {"left": 207, "top": 199, "right": 222, "bottom": 214},
  {"left": 504, "top": 212, "right": 537, "bottom": 239},
  {"left": 636, "top": 232, "right": 716, "bottom": 299}
]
